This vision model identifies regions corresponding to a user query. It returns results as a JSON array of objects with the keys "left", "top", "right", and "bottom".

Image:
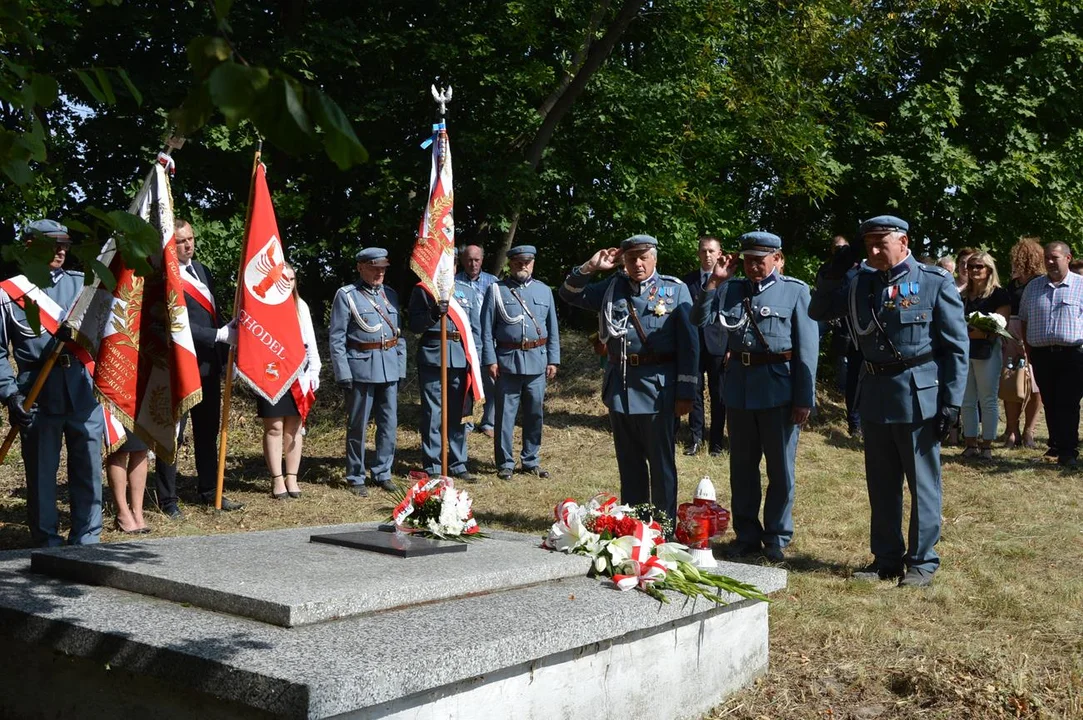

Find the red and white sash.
[
  {"left": 180, "top": 263, "right": 216, "bottom": 318},
  {"left": 0, "top": 275, "right": 95, "bottom": 371}
]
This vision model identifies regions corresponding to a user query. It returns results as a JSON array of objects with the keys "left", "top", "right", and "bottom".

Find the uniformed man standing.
[
  {"left": 329, "top": 248, "right": 406, "bottom": 496},
  {"left": 408, "top": 272, "right": 482, "bottom": 481},
  {"left": 481, "top": 245, "right": 560, "bottom": 480},
  {"left": 692, "top": 232, "right": 818, "bottom": 562},
  {"left": 809, "top": 215, "right": 968, "bottom": 587},
  {"left": 0, "top": 220, "right": 104, "bottom": 546},
  {"left": 456, "top": 244, "right": 498, "bottom": 438},
  {"left": 560, "top": 235, "right": 698, "bottom": 521}
]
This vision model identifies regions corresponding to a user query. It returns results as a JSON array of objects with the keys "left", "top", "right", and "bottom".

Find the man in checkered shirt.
[{"left": 1019, "top": 241, "right": 1083, "bottom": 467}]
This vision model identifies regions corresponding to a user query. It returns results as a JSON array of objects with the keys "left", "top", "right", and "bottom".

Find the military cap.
[
  {"left": 23, "top": 219, "right": 70, "bottom": 242},
  {"left": 620, "top": 234, "right": 658, "bottom": 252},
  {"left": 355, "top": 247, "right": 391, "bottom": 266},
  {"left": 738, "top": 231, "right": 782, "bottom": 257},
  {"left": 859, "top": 215, "right": 909, "bottom": 237},
  {"left": 507, "top": 245, "right": 536, "bottom": 259}
]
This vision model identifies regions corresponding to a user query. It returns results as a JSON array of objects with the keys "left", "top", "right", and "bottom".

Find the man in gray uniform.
[
  {"left": 481, "top": 245, "right": 560, "bottom": 480},
  {"left": 0, "top": 220, "right": 104, "bottom": 546},
  {"left": 329, "top": 248, "right": 406, "bottom": 496},
  {"left": 810, "top": 215, "right": 968, "bottom": 587},
  {"left": 408, "top": 272, "right": 482, "bottom": 481},
  {"left": 560, "top": 235, "right": 698, "bottom": 521},
  {"left": 456, "top": 243, "right": 498, "bottom": 438},
  {"left": 692, "top": 232, "right": 818, "bottom": 562}
]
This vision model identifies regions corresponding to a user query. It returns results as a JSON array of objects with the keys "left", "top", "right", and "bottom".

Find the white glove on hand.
[
  {"left": 310, "top": 375, "right": 320, "bottom": 393},
  {"left": 215, "top": 319, "right": 238, "bottom": 347}
]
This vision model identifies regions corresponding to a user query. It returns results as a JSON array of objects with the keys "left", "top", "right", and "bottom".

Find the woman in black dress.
[{"left": 259, "top": 265, "right": 321, "bottom": 498}]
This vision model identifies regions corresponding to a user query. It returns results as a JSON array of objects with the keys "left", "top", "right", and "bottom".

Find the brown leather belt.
[
  {"left": 424, "top": 330, "right": 462, "bottom": 342},
  {"left": 498, "top": 337, "right": 547, "bottom": 350},
  {"left": 739, "top": 350, "right": 792, "bottom": 366},
  {"left": 608, "top": 352, "right": 675, "bottom": 367},
  {"left": 349, "top": 338, "right": 399, "bottom": 351}
]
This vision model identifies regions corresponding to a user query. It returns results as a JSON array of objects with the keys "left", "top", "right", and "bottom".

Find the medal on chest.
[{"left": 882, "top": 285, "right": 899, "bottom": 310}]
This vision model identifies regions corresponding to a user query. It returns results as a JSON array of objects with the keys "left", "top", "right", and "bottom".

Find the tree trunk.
[{"left": 487, "top": 0, "right": 643, "bottom": 273}]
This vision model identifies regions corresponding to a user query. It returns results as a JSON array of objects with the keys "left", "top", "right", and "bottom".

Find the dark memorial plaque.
[{"left": 310, "top": 530, "right": 467, "bottom": 558}]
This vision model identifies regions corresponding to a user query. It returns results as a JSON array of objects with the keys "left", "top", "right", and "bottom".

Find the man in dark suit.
[
  {"left": 155, "top": 219, "right": 242, "bottom": 515},
  {"left": 682, "top": 235, "right": 728, "bottom": 456}
]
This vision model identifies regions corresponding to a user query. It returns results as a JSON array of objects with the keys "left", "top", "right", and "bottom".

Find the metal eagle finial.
[{"left": 431, "top": 85, "right": 453, "bottom": 116}]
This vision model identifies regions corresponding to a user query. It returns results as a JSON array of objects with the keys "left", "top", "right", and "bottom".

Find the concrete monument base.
[{"left": 0, "top": 523, "right": 786, "bottom": 719}]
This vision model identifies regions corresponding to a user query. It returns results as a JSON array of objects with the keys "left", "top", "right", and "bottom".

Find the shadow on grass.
[
  {"left": 544, "top": 409, "right": 611, "bottom": 431},
  {"left": 474, "top": 509, "right": 551, "bottom": 534}
]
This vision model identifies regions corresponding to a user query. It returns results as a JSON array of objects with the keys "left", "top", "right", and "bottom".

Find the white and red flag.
[
  {"left": 233, "top": 163, "right": 307, "bottom": 411},
  {"left": 410, "top": 121, "right": 484, "bottom": 401},
  {"left": 66, "top": 155, "right": 203, "bottom": 461}
]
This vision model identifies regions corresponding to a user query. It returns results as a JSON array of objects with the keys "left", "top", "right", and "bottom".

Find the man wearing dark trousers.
[
  {"left": 682, "top": 235, "right": 727, "bottom": 456},
  {"left": 155, "top": 219, "right": 241, "bottom": 516}
]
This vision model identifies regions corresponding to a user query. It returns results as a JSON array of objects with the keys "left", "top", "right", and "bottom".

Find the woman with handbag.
[
  {"left": 1002, "top": 238, "right": 1045, "bottom": 448},
  {"left": 961, "top": 252, "right": 1011, "bottom": 459}
]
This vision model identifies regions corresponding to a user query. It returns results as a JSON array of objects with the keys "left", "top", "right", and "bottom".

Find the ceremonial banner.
[
  {"left": 234, "top": 163, "right": 306, "bottom": 404},
  {"left": 66, "top": 155, "right": 203, "bottom": 461},
  {"left": 410, "top": 121, "right": 484, "bottom": 401}
]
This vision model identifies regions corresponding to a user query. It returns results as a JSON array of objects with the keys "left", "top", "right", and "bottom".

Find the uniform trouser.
[
  {"left": 419, "top": 365, "right": 468, "bottom": 475},
  {"left": 1030, "top": 346, "right": 1083, "bottom": 459},
  {"left": 345, "top": 381, "right": 398, "bottom": 484},
  {"left": 494, "top": 372, "right": 546, "bottom": 470},
  {"left": 844, "top": 345, "right": 863, "bottom": 430},
  {"left": 22, "top": 404, "right": 104, "bottom": 547},
  {"left": 726, "top": 405, "right": 798, "bottom": 549},
  {"left": 689, "top": 354, "right": 726, "bottom": 448},
  {"left": 861, "top": 418, "right": 942, "bottom": 574},
  {"left": 480, "top": 372, "right": 496, "bottom": 430},
  {"left": 156, "top": 377, "right": 222, "bottom": 504},
  {"left": 609, "top": 410, "right": 678, "bottom": 521}
]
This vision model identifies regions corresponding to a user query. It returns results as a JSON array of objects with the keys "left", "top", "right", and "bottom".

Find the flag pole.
[
  {"left": 214, "top": 142, "right": 262, "bottom": 510},
  {"left": 0, "top": 138, "right": 184, "bottom": 466},
  {"left": 434, "top": 89, "right": 451, "bottom": 479}
]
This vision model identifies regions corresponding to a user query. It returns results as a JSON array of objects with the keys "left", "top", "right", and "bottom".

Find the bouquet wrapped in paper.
[
  {"left": 389, "top": 472, "right": 484, "bottom": 541},
  {"left": 966, "top": 311, "right": 1014, "bottom": 340}
]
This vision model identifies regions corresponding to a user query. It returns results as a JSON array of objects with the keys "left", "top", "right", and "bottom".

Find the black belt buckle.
[
  {"left": 57, "top": 354, "right": 72, "bottom": 369},
  {"left": 741, "top": 352, "right": 752, "bottom": 366},
  {"left": 627, "top": 354, "right": 640, "bottom": 367}
]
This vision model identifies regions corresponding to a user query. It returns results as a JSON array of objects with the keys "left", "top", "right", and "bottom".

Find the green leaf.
[
  {"left": 22, "top": 301, "right": 41, "bottom": 335},
  {"left": 22, "top": 118, "right": 46, "bottom": 162},
  {"left": 1, "top": 56, "right": 27, "bottom": 80},
  {"left": 114, "top": 69, "right": 142, "bottom": 106},
  {"left": 207, "top": 61, "right": 269, "bottom": 126},
  {"left": 62, "top": 218, "right": 93, "bottom": 235},
  {"left": 1, "top": 157, "right": 31, "bottom": 185},
  {"left": 187, "top": 36, "right": 232, "bottom": 78},
  {"left": 85, "top": 206, "right": 114, "bottom": 226},
  {"left": 29, "top": 73, "right": 58, "bottom": 107},
  {"left": 93, "top": 68, "right": 116, "bottom": 104},
  {"left": 87, "top": 257, "right": 117, "bottom": 291},
  {"left": 249, "top": 74, "right": 318, "bottom": 155},
  {"left": 169, "top": 82, "right": 215, "bottom": 135},
  {"left": 307, "top": 89, "right": 368, "bottom": 169},
  {"left": 74, "top": 70, "right": 107, "bottom": 104},
  {"left": 213, "top": 0, "right": 234, "bottom": 22}
]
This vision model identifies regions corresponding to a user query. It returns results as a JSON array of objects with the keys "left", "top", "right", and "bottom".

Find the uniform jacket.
[
  {"left": 481, "top": 277, "right": 561, "bottom": 375},
  {"left": 329, "top": 280, "right": 406, "bottom": 384},
  {"left": 408, "top": 281, "right": 482, "bottom": 369},
  {"left": 560, "top": 268, "right": 698, "bottom": 415},
  {"left": 181, "top": 260, "right": 225, "bottom": 380},
  {"left": 0, "top": 270, "right": 98, "bottom": 415},
  {"left": 691, "top": 272, "right": 818, "bottom": 411},
  {"left": 809, "top": 253, "right": 968, "bottom": 423}
]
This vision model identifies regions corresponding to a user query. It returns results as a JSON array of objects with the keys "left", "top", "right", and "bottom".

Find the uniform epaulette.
[
  {"left": 658, "top": 274, "right": 684, "bottom": 284},
  {"left": 918, "top": 264, "right": 951, "bottom": 278},
  {"left": 780, "top": 275, "right": 809, "bottom": 287}
]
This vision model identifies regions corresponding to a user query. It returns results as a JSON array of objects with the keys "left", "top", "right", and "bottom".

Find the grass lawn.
[{"left": 0, "top": 330, "right": 1080, "bottom": 718}]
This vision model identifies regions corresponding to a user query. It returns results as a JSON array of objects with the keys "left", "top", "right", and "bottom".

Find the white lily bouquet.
[
  {"left": 966, "top": 311, "right": 1014, "bottom": 340},
  {"left": 542, "top": 494, "right": 766, "bottom": 605}
]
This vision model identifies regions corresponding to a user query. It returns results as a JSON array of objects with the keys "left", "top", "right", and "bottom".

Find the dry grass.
[{"left": 1, "top": 331, "right": 1081, "bottom": 718}]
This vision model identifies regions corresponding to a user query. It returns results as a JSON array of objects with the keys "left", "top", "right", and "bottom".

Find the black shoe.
[
  {"left": 454, "top": 470, "right": 477, "bottom": 483},
  {"left": 683, "top": 441, "right": 701, "bottom": 456},
  {"left": 898, "top": 567, "right": 934, "bottom": 588},
  {"left": 1058, "top": 455, "right": 1079, "bottom": 467},
  {"left": 852, "top": 562, "right": 904, "bottom": 582},
  {"left": 160, "top": 503, "right": 184, "bottom": 520},
  {"left": 497, "top": 468, "right": 514, "bottom": 480},
  {"left": 1044, "top": 447, "right": 1059, "bottom": 458},
  {"left": 374, "top": 479, "right": 397, "bottom": 492},
  {"left": 347, "top": 484, "right": 369, "bottom": 497},
  {"left": 708, "top": 446, "right": 724, "bottom": 457},
  {"left": 197, "top": 494, "right": 244, "bottom": 511},
  {"left": 762, "top": 545, "right": 785, "bottom": 562},
  {"left": 848, "top": 425, "right": 863, "bottom": 440},
  {"left": 520, "top": 466, "right": 550, "bottom": 478}
]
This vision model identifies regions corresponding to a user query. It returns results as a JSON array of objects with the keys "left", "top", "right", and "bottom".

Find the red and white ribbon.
[
  {"left": 613, "top": 556, "right": 668, "bottom": 591},
  {"left": 180, "top": 266, "right": 216, "bottom": 318},
  {"left": 0, "top": 275, "right": 95, "bottom": 371}
]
